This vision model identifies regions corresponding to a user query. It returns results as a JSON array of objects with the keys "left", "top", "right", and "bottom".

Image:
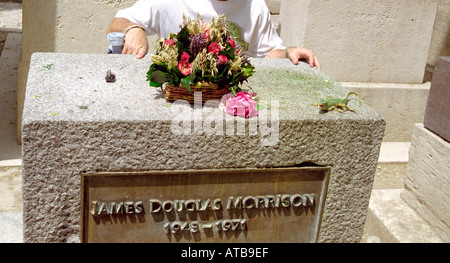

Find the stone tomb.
[
  {"left": 401, "top": 57, "right": 450, "bottom": 242},
  {"left": 22, "top": 53, "right": 385, "bottom": 243},
  {"left": 424, "top": 57, "right": 450, "bottom": 143}
]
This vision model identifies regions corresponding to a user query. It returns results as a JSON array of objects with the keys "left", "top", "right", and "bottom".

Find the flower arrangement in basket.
[{"left": 147, "top": 14, "right": 256, "bottom": 104}]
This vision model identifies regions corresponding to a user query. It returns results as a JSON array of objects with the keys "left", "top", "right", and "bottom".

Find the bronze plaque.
[{"left": 81, "top": 167, "right": 330, "bottom": 243}]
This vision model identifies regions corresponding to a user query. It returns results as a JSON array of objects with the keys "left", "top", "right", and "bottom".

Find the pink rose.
[
  {"left": 164, "top": 39, "right": 175, "bottom": 47},
  {"left": 208, "top": 41, "right": 221, "bottom": 55},
  {"left": 220, "top": 92, "right": 259, "bottom": 118},
  {"left": 228, "top": 38, "right": 236, "bottom": 48},
  {"left": 177, "top": 52, "right": 192, "bottom": 76},
  {"left": 217, "top": 54, "right": 228, "bottom": 64}
]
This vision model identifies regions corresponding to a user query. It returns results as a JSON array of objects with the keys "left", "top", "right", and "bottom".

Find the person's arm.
[
  {"left": 267, "top": 47, "right": 321, "bottom": 69},
  {"left": 107, "top": 18, "right": 149, "bottom": 59}
]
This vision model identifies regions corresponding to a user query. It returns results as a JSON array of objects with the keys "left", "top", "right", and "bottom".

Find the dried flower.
[
  {"left": 177, "top": 52, "right": 192, "bottom": 76},
  {"left": 208, "top": 41, "right": 221, "bottom": 55},
  {"left": 189, "top": 33, "right": 207, "bottom": 59},
  {"left": 147, "top": 14, "right": 255, "bottom": 93},
  {"left": 228, "top": 38, "right": 236, "bottom": 48},
  {"left": 164, "top": 39, "right": 175, "bottom": 47},
  {"left": 217, "top": 54, "right": 228, "bottom": 64}
]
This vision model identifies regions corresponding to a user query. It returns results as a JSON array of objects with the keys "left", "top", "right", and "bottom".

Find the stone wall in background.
[
  {"left": 424, "top": 0, "right": 450, "bottom": 82},
  {"left": 279, "top": 0, "right": 438, "bottom": 84}
]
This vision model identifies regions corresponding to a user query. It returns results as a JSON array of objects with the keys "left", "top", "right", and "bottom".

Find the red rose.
[
  {"left": 180, "top": 52, "right": 190, "bottom": 63},
  {"left": 208, "top": 41, "right": 221, "bottom": 55},
  {"left": 228, "top": 38, "right": 236, "bottom": 48},
  {"left": 217, "top": 54, "right": 228, "bottom": 64},
  {"left": 177, "top": 52, "right": 192, "bottom": 76}
]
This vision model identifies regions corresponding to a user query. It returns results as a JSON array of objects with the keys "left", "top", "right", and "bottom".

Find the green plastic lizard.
[{"left": 314, "top": 92, "right": 360, "bottom": 112}]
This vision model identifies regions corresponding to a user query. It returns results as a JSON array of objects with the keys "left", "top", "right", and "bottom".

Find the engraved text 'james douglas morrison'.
[
  {"left": 81, "top": 168, "right": 329, "bottom": 242},
  {"left": 90, "top": 193, "right": 315, "bottom": 234}
]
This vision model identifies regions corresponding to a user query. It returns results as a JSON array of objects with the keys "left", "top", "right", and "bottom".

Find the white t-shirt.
[{"left": 115, "top": 0, "right": 285, "bottom": 57}]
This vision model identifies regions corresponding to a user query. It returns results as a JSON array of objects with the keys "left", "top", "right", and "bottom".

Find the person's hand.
[
  {"left": 122, "top": 28, "right": 149, "bottom": 59},
  {"left": 287, "top": 47, "right": 321, "bottom": 69}
]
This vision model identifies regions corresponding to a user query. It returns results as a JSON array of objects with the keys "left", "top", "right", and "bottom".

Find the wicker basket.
[{"left": 163, "top": 82, "right": 230, "bottom": 104}]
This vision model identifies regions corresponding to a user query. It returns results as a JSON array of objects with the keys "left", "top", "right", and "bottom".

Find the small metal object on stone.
[{"left": 105, "top": 70, "right": 116, "bottom": 83}]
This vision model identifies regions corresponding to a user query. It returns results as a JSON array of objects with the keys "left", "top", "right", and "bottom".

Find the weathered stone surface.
[
  {"left": 17, "top": 0, "right": 142, "bottom": 142},
  {"left": 365, "top": 189, "right": 443, "bottom": 243},
  {"left": 0, "top": 211, "right": 23, "bottom": 243},
  {"left": 0, "top": 2, "right": 22, "bottom": 31},
  {"left": 266, "top": 0, "right": 281, "bottom": 14},
  {"left": 424, "top": 57, "right": 450, "bottom": 142},
  {"left": 279, "top": 0, "right": 438, "bottom": 83},
  {"left": 426, "top": 1, "right": 450, "bottom": 68},
  {"left": 401, "top": 124, "right": 450, "bottom": 242},
  {"left": 22, "top": 53, "right": 385, "bottom": 243},
  {"left": 0, "top": 33, "right": 22, "bottom": 162},
  {"left": 342, "top": 82, "right": 430, "bottom": 142}
]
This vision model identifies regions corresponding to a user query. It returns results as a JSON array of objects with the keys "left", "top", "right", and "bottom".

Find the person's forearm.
[
  {"left": 106, "top": 18, "right": 139, "bottom": 34},
  {"left": 107, "top": 17, "right": 149, "bottom": 59},
  {"left": 266, "top": 49, "right": 288, "bottom": 59}
]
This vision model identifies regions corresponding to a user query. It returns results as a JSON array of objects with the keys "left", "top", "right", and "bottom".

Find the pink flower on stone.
[
  {"left": 220, "top": 92, "right": 259, "bottom": 118},
  {"left": 208, "top": 41, "right": 221, "bottom": 55},
  {"left": 177, "top": 52, "right": 192, "bottom": 76}
]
